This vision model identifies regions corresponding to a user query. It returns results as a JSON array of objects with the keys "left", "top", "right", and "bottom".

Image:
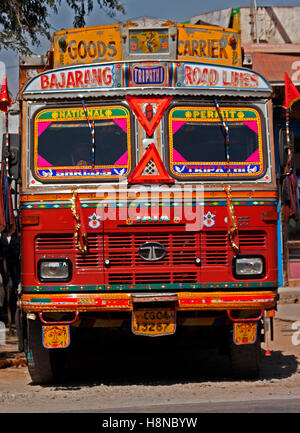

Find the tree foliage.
[{"left": 0, "top": 0, "right": 125, "bottom": 54}]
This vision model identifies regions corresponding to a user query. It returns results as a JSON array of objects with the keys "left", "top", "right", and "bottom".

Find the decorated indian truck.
[{"left": 16, "top": 18, "right": 279, "bottom": 383}]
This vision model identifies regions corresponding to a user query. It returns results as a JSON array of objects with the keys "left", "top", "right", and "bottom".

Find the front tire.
[{"left": 26, "top": 318, "right": 67, "bottom": 384}]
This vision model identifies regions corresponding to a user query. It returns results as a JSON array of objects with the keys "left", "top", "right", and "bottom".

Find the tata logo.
[
  {"left": 131, "top": 65, "right": 166, "bottom": 86},
  {"left": 126, "top": 216, "right": 170, "bottom": 224},
  {"left": 138, "top": 242, "right": 167, "bottom": 262}
]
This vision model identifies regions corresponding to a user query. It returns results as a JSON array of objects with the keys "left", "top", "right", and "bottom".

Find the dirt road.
[{"left": 0, "top": 317, "right": 300, "bottom": 413}]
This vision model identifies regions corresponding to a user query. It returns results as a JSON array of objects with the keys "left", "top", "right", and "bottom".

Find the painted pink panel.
[
  {"left": 246, "top": 149, "right": 260, "bottom": 162},
  {"left": 173, "top": 149, "right": 187, "bottom": 162},
  {"left": 113, "top": 118, "right": 127, "bottom": 133},
  {"left": 289, "top": 261, "right": 300, "bottom": 279},
  {"left": 243, "top": 121, "right": 258, "bottom": 135},
  {"left": 38, "top": 155, "right": 52, "bottom": 167},
  {"left": 38, "top": 122, "right": 52, "bottom": 136},
  {"left": 114, "top": 151, "right": 128, "bottom": 165},
  {"left": 172, "top": 121, "right": 186, "bottom": 134}
]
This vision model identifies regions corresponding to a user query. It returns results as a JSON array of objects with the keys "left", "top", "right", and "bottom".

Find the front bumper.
[{"left": 21, "top": 290, "right": 277, "bottom": 312}]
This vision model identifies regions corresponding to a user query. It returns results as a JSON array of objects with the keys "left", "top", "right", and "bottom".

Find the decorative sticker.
[
  {"left": 126, "top": 95, "right": 172, "bottom": 136},
  {"left": 233, "top": 322, "right": 257, "bottom": 345},
  {"left": 42, "top": 325, "right": 70, "bottom": 349},
  {"left": 203, "top": 211, "right": 216, "bottom": 227},
  {"left": 88, "top": 212, "right": 101, "bottom": 229},
  {"left": 34, "top": 105, "right": 131, "bottom": 181},
  {"left": 168, "top": 106, "right": 264, "bottom": 178},
  {"left": 129, "top": 63, "right": 169, "bottom": 87},
  {"left": 129, "top": 29, "right": 170, "bottom": 55}
]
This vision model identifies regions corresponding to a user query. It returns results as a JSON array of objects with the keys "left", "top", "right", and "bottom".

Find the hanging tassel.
[
  {"left": 224, "top": 185, "right": 239, "bottom": 256},
  {"left": 71, "top": 190, "right": 88, "bottom": 255}
]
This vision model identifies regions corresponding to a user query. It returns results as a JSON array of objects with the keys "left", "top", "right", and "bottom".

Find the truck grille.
[
  {"left": 35, "top": 234, "right": 74, "bottom": 250},
  {"left": 108, "top": 272, "right": 198, "bottom": 285},
  {"left": 35, "top": 230, "right": 267, "bottom": 285},
  {"left": 105, "top": 232, "right": 199, "bottom": 267}
]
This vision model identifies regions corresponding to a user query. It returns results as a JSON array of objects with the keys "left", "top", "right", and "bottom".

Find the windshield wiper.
[
  {"left": 214, "top": 100, "right": 239, "bottom": 255},
  {"left": 214, "top": 99, "right": 230, "bottom": 165},
  {"left": 82, "top": 99, "right": 95, "bottom": 171}
]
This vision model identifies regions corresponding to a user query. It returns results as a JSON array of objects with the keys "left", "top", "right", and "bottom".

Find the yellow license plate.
[{"left": 132, "top": 308, "right": 176, "bottom": 337}]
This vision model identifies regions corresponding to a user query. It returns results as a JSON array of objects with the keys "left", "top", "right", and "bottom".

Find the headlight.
[
  {"left": 234, "top": 256, "right": 264, "bottom": 278},
  {"left": 38, "top": 259, "right": 72, "bottom": 282}
]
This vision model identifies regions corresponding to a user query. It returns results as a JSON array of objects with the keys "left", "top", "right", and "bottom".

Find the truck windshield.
[
  {"left": 168, "top": 106, "right": 265, "bottom": 180},
  {"left": 34, "top": 105, "right": 131, "bottom": 181}
]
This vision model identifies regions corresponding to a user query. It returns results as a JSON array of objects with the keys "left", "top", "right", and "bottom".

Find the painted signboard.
[
  {"left": 25, "top": 64, "right": 117, "bottom": 93},
  {"left": 180, "top": 63, "right": 261, "bottom": 89},
  {"left": 177, "top": 24, "right": 241, "bottom": 66},
  {"left": 23, "top": 62, "right": 271, "bottom": 94},
  {"left": 52, "top": 25, "right": 122, "bottom": 68},
  {"left": 52, "top": 22, "right": 241, "bottom": 69}
]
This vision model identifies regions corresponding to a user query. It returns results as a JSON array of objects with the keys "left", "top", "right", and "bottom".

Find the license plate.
[
  {"left": 132, "top": 307, "right": 176, "bottom": 337},
  {"left": 233, "top": 322, "right": 257, "bottom": 345}
]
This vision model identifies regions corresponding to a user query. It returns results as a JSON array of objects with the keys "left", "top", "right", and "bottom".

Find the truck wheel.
[
  {"left": 26, "top": 318, "right": 66, "bottom": 384},
  {"left": 15, "top": 307, "right": 25, "bottom": 352},
  {"left": 229, "top": 334, "right": 261, "bottom": 379}
]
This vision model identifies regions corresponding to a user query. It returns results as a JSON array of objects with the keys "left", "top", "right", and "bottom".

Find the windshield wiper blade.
[
  {"left": 214, "top": 99, "right": 230, "bottom": 164},
  {"left": 82, "top": 99, "right": 95, "bottom": 171}
]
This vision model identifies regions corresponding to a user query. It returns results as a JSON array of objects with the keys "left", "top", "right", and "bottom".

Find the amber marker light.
[
  {"left": 21, "top": 215, "right": 39, "bottom": 226},
  {"left": 262, "top": 211, "right": 278, "bottom": 222}
]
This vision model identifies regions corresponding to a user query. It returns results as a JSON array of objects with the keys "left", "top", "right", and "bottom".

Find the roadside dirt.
[{"left": 0, "top": 315, "right": 300, "bottom": 413}]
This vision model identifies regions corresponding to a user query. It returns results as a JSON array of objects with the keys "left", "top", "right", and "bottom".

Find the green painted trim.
[
  {"left": 20, "top": 200, "right": 277, "bottom": 209},
  {"left": 30, "top": 298, "right": 52, "bottom": 303},
  {"left": 22, "top": 281, "right": 278, "bottom": 293}
]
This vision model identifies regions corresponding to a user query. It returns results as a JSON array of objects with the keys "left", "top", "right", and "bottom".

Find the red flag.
[
  {"left": 284, "top": 73, "right": 300, "bottom": 109},
  {"left": 0, "top": 76, "right": 12, "bottom": 113}
]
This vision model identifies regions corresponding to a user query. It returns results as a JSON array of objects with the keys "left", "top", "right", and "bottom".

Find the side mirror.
[{"left": 279, "top": 128, "right": 294, "bottom": 172}]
